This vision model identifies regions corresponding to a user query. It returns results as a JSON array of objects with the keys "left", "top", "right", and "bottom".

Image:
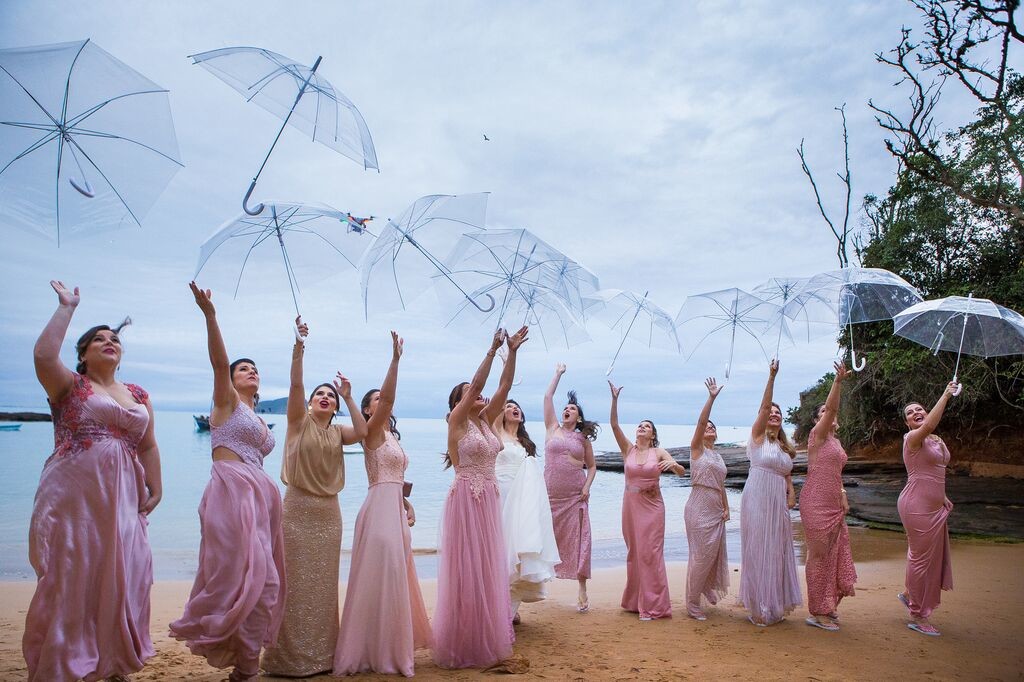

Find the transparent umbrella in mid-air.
[
  {"left": 675, "top": 287, "right": 781, "bottom": 379},
  {"left": 359, "top": 193, "right": 493, "bottom": 319},
  {"left": 752, "top": 276, "right": 836, "bottom": 357},
  {"left": 893, "top": 294, "right": 1024, "bottom": 394},
  {"left": 193, "top": 201, "right": 375, "bottom": 316},
  {"left": 189, "top": 46, "right": 377, "bottom": 215},
  {"left": 802, "top": 267, "right": 923, "bottom": 370},
  {"left": 0, "top": 39, "right": 183, "bottom": 243},
  {"left": 585, "top": 289, "right": 681, "bottom": 375}
]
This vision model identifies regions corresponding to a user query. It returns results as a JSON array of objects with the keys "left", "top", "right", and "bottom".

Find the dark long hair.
[
  {"left": 504, "top": 399, "right": 537, "bottom": 456},
  {"left": 567, "top": 390, "right": 600, "bottom": 441},
  {"left": 442, "top": 382, "right": 470, "bottom": 469},
  {"left": 308, "top": 382, "right": 341, "bottom": 420},
  {"left": 75, "top": 317, "right": 131, "bottom": 374},
  {"left": 361, "top": 388, "right": 401, "bottom": 439},
  {"left": 229, "top": 357, "right": 260, "bottom": 406},
  {"left": 640, "top": 419, "right": 660, "bottom": 448}
]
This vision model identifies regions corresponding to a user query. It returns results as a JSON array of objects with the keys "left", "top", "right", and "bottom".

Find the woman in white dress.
[{"left": 493, "top": 399, "right": 559, "bottom": 625}]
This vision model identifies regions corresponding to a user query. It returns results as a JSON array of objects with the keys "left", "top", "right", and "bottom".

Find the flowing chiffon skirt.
[
  {"left": 499, "top": 456, "right": 559, "bottom": 603},
  {"left": 169, "top": 461, "right": 286, "bottom": 675},
  {"left": 335, "top": 482, "right": 431, "bottom": 677}
]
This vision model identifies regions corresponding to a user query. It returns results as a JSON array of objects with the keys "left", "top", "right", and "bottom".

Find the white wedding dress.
[{"left": 495, "top": 437, "right": 560, "bottom": 605}]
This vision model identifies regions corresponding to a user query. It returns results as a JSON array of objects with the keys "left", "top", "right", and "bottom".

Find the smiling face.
[
  {"left": 904, "top": 402, "right": 927, "bottom": 430},
  {"left": 81, "top": 329, "right": 122, "bottom": 370},
  {"left": 636, "top": 420, "right": 654, "bottom": 440},
  {"left": 767, "top": 403, "right": 783, "bottom": 430},
  {"left": 308, "top": 383, "right": 339, "bottom": 419},
  {"left": 504, "top": 401, "right": 523, "bottom": 425}
]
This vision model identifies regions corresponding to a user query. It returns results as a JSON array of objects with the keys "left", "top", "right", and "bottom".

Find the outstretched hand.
[
  {"left": 334, "top": 372, "right": 352, "bottom": 400},
  {"left": 833, "top": 360, "right": 849, "bottom": 381},
  {"left": 490, "top": 328, "right": 507, "bottom": 351},
  {"left": 506, "top": 325, "right": 529, "bottom": 351},
  {"left": 608, "top": 380, "right": 623, "bottom": 399},
  {"left": 391, "top": 331, "right": 404, "bottom": 359},
  {"left": 555, "top": 362, "right": 566, "bottom": 376},
  {"left": 944, "top": 380, "right": 960, "bottom": 398},
  {"left": 295, "top": 315, "right": 309, "bottom": 342},
  {"left": 769, "top": 358, "right": 780, "bottom": 377},
  {"left": 705, "top": 377, "right": 722, "bottom": 397},
  {"left": 50, "top": 280, "right": 80, "bottom": 308},
  {"left": 189, "top": 281, "right": 215, "bottom": 317}
]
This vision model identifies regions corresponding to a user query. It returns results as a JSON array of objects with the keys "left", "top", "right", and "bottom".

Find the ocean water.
[{"left": 0, "top": 411, "right": 761, "bottom": 580}]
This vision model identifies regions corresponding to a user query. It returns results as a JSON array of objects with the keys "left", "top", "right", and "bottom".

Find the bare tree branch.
[{"left": 797, "top": 104, "right": 853, "bottom": 268}]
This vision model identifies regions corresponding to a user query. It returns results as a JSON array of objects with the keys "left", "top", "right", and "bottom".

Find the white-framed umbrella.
[{"left": 586, "top": 289, "right": 680, "bottom": 375}]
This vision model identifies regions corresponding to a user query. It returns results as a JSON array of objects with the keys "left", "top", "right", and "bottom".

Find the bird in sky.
[{"left": 483, "top": 134, "right": 490, "bottom": 141}]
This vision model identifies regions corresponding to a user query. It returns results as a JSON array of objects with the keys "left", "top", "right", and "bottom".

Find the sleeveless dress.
[
  {"left": 800, "top": 431, "right": 857, "bottom": 616},
  {"left": 334, "top": 431, "right": 431, "bottom": 676},
  {"left": 495, "top": 436, "right": 559, "bottom": 606},
  {"left": 684, "top": 447, "right": 729, "bottom": 616},
  {"left": 739, "top": 438, "right": 802, "bottom": 625},
  {"left": 169, "top": 401, "right": 285, "bottom": 678},
  {"left": 544, "top": 428, "right": 592, "bottom": 580},
  {"left": 620, "top": 447, "right": 672, "bottom": 619},
  {"left": 261, "top": 413, "right": 345, "bottom": 676},
  {"left": 897, "top": 433, "right": 953, "bottom": 619},
  {"left": 432, "top": 420, "right": 513, "bottom": 669},
  {"left": 24, "top": 373, "right": 154, "bottom": 682}
]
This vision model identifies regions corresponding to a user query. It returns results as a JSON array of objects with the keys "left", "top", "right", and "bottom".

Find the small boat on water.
[
  {"left": 194, "top": 415, "right": 275, "bottom": 432},
  {"left": 0, "top": 424, "right": 22, "bottom": 431}
]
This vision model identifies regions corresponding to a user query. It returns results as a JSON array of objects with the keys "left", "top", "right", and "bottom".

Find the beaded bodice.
[
  {"left": 691, "top": 447, "right": 727, "bottom": 489},
  {"left": 364, "top": 430, "right": 408, "bottom": 486},
  {"left": 211, "top": 400, "right": 275, "bottom": 468}
]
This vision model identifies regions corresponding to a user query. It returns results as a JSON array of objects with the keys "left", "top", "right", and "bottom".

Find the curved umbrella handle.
[
  {"left": 467, "top": 292, "right": 496, "bottom": 313},
  {"left": 952, "top": 381, "right": 963, "bottom": 397},
  {"left": 69, "top": 176, "right": 95, "bottom": 198},
  {"left": 243, "top": 178, "right": 265, "bottom": 216}
]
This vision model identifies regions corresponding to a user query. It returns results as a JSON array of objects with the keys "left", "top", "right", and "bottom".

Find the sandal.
[
  {"left": 688, "top": 609, "right": 707, "bottom": 622},
  {"left": 805, "top": 616, "right": 840, "bottom": 632},
  {"left": 897, "top": 592, "right": 912, "bottom": 613},
  {"left": 827, "top": 611, "right": 840, "bottom": 622},
  {"left": 576, "top": 597, "right": 589, "bottom": 613},
  {"left": 908, "top": 621, "right": 941, "bottom": 637},
  {"left": 512, "top": 612, "right": 521, "bottom": 625},
  {"left": 747, "top": 616, "right": 768, "bottom": 627}
]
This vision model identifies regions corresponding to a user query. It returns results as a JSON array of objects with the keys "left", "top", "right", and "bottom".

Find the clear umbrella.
[
  {"left": 752, "top": 276, "right": 835, "bottom": 357},
  {"left": 675, "top": 287, "right": 781, "bottom": 379},
  {"left": 802, "top": 267, "right": 923, "bottom": 370},
  {"left": 189, "top": 46, "right": 377, "bottom": 215},
  {"left": 194, "top": 201, "right": 375, "bottom": 316},
  {"left": 359, "top": 193, "right": 493, "bottom": 319},
  {"left": 0, "top": 39, "right": 183, "bottom": 243},
  {"left": 893, "top": 293, "right": 1024, "bottom": 394},
  {"left": 585, "top": 289, "right": 680, "bottom": 375}
]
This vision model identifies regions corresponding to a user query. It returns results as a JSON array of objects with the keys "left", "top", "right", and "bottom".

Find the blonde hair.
[{"left": 769, "top": 402, "right": 797, "bottom": 459}]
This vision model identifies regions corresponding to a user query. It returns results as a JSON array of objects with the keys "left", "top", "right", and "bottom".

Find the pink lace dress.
[
  {"left": 684, "top": 448, "right": 729, "bottom": 616},
  {"left": 334, "top": 431, "right": 431, "bottom": 676},
  {"left": 169, "top": 401, "right": 285, "bottom": 678},
  {"left": 543, "top": 428, "right": 592, "bottom": 580},
  {"left": 800, "top": 431, "right": 857, "bottom": 616},
  {"left": 897, "top": 434, "right": 953, "bottom": 619},
  {"left": 432, "top": 419, "right": 513, "bottom": 669},
  {"left": 620, "top": 448, "right": 671, "bottom": 619},
  {"left": 24, "top": 374, "right": 154, "bottom": 682}
]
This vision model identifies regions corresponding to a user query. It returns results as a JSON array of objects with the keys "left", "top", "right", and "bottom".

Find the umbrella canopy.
[
  {"left": 190, "top": 46, "right": 377, "bottom": 214},
  {"left": 194, "top": 201, "right": 375, "bottom": 315},
  {"left": 0, "top": 39, "right": 183, "bottom": 243},
  {"left": 586, "top": 289, "right": 680, "bottom": 375},
  {"left": 359, "top": 193, "right": 491, "bottom": 318},
  {"left": 752, "top": 275, "right": 837, "bottom": 356}
]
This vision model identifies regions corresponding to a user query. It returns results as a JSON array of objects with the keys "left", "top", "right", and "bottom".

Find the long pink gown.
[
  {"left": 800, "top": 431, "right": 857, "bottom": 616},
  {"left": 24, "top": 374, "right": 154, "bottom": 682},
  {"left": 432, "top": 419, "right": 513, "bottom": 669},
  {"left": 169, "top": 401, "right": 285, "bottom": 678},
  {"left": 684, "top": 448, "right": 729, "bottom": 617},
  {"left": 739, "top": 439, "right": 802, "bottom": 625},
  {"left": 620, "top": 448, "right": 671, "bottom": 619},
  {"left": 897, "top": 433, "right": 953, "bottom": 619},
  {"left": 334, "top": 431, "right": 431, "bottom": 676},
  {"left": 544, "top": 428, "right": 592, "bottom": 580}
]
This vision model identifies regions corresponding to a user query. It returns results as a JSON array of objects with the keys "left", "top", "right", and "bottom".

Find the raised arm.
[
  {"left": 34, "top": 280, "right": 79, "bottom": 402},
  {"left": 190, "top": 282, "right": 235, "bottom": 413},
  {"left": 449, "top": 329, "right": 505, "bottom": 428},
  {"left": 484, "top": 326, "right": 528, "bottom": 423},
  {"left": 543, "top": 363, "right": 566, "bottom": 431},
  {"left": 906, "top": 381, "right": 959, "bottom": 451},
  {"left": 608, "top": 380, "right": 631, "bottom": 456},
  {"left": 690, "top": 377, "right": 722, "bottom": 454},
  {"left": 335, "top": 373, "right": 367, "bottom": 445},
  {"left": 809, "top": 360, "right": 848, "bottom": 445},
  {"left": 367, "top": 331, "right": 403, "bottom": 436},
  {"left": 751, "top": 359, "right": 779, "bottom": 442},
  {"left": 287, "top": 316, "right": 309, "bottom": 426}
]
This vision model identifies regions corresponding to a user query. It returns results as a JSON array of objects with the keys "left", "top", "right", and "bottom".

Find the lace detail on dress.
[
  {"left": 364, "top": 431, "right": 408, "bottom": 486},
  {"left": 452, "top": 420, "right": 500, "bottom": 501},
  {"left": 51, "top": 373, "right": 146, "bottom": 459},
  {"left": 211, "top": 401, "right": 275, "bottom": 468}
]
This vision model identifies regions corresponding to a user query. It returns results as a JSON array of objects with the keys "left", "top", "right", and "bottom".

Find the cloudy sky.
[{"left": 0, "top": 1, "right": 976, "bottom": 427}]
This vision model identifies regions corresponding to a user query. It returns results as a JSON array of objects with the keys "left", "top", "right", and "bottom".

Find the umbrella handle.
[
  {"left": 952, "top": 380, "right": 963, "bottom": 397},
  {"left": 848, "top": 325, "right": 866, "bottom": 371},
  {"left": 467, "top": 292, "right": 496, "bottom": 313},
  {"left": 69, "top": 176, "right": 95, "bottom": 198},
  {"left": 243, "top": 178, "right": 265, "bottom": 216}
]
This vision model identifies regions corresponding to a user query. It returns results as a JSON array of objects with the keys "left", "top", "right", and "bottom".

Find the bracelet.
[{"left": 486, "top": 350, "right": 496, "bottom": 357}]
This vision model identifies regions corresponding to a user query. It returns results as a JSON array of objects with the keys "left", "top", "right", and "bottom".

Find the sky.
[{"left": 0, "top": 1, "right": 983, "bottom": 428}]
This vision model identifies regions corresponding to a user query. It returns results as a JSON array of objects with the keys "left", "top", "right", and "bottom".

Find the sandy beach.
[{"left": 1, "top": 529, "right": 1020, "bottom": 681}]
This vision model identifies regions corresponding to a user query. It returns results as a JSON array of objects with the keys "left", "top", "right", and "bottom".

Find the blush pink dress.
[
  {"left": 334, "top": 431, "right": 431, "bottom": 676},
  {"left": 800, "top": 431, "right": 857, "bottom": 616},
  {"left": 169, "top": 401, "right": 285, "bottom": 679},
  {"left": 620, "top": 447, "right": 672, "bottom": 619},
  {"left": 432, "top": 419, "right": 513, "bottom": 669},
  {"left": 543, "top": 428, "right": 592, "bottom": 580},
  {"left": 897, "top": 433, "right": 953, "bottom": 619},
  {"left": 684, "top": 448, "right": 729, "bottom": 617},
  {"left": 24, "top": 374, "right": 154, "bottom": 682}
]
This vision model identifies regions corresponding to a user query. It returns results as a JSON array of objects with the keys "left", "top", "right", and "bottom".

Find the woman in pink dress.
[
  {"left": 334, "top": 331, "right": 431, "bottom": 676},
  {"left": 609, "top": 381, "right": 685, "bottom": 621},
  {"left": 739, "top": 359, "right": 801, "bottom": 626},
  {"left": 25, "top": 280, "right": 162, "bottom": 682},
  {"left": 433, "top": 326, "right": 528, "bottom": 669},
  {"left": 169, "top": 283, "right": 285, "bottom": 682},
  {"left": 261, "top": 316, "right": 366, "bottom": 676},
  {"left": 897, "top": 380, "right": 959, "bottom": 636},
  {"left": 801, "top": 360, "right": 857, "bottom": 632},
  {"left": 684, "top": 377, "right": 730, "bottom": 621},
  {"left": 542, "top": 363, "right": 598, "bottom": 612}
]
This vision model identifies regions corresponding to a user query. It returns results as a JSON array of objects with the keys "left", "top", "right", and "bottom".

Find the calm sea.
[{"left": 0, "top": 411, "right": 758, "bottom": 580}]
